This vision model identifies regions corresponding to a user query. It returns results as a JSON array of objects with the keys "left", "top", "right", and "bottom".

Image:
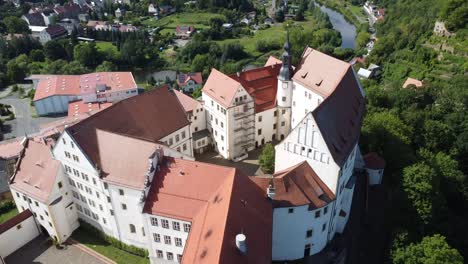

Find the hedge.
[
  {"left": 0, "top": 201, "right": 15, "bottom": 214},
  {"left": 78, "top": 219, "right": 149, "bottom": 258}
]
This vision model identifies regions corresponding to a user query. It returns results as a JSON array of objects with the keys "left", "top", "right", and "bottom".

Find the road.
[{"left": 0, "top": 94, "right": 65, "bottom": 140}]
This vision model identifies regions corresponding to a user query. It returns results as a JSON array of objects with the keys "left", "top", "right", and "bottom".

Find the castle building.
[{"left": 2, "top": 33, "right": 383, "bottom": 264}]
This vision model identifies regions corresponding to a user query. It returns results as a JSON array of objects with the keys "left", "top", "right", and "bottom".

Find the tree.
[
  {"left": 276, "top": 9, "right": 285, "bottom": 23},
  {"left": 192, "top": 86, "right": 202, "bottom": 99},
  {"left": 402, "top": 162, "right": 438, "bottom": 224},
  {"left": 44, "top": 41, "right": 67, "bottom": 60},
  {"left": 29, "top": 49, "right": 45, "bottom": 62},
  {"left": 96, "top": 61, "right": 117, "bottom": 72},
  {"left": 2, "top": 16, "right": 29, "bottom": 34},
  {"left": 393, "top": 234, "right": 463, "bottom": 264},
  {"left": 74, "top": 42, "right": 100, "bottom": 67},
  {"left": 259, "top": 143, "right": 275, "bottom": 174}
]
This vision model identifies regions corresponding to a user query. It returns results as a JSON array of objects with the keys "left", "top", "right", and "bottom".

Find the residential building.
[
  {"left": 39, "top": 25, "right": 68, "bottom": 44},
  {"left": 175, "top": 25, "right": 195, "bottom": 38},
  {"left": 173, "top": 90, "right": 209, "bottom": 154},
  {"left": 176, "top": 72, "right": 202, "bottom": 93},
  {"left": 31, "top": 72, "right": 138, "bottom": 116},
  {"left": 10, "top": 139, "right": 79, "bottom": 243},
  {"left": 57, "top": 18, "right": 80, "bottom": 34},
  {"left": 434, "top": 21, "right": 455, "bottom": 37},
  {"left": 22, "top": 12, "right": 46, "bottom": 27}
]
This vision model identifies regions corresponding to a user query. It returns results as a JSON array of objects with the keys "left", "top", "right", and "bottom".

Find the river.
[{"left": 315, "top": 2, "right": 357, "bottom": 49}]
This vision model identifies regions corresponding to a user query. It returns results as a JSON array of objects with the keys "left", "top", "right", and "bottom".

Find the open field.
[
  {"left": 143, "top": 12, "right": 225, "bottom": 35},
  {"left": 0, "top": 207, "right": 18, "bottom": 224}
]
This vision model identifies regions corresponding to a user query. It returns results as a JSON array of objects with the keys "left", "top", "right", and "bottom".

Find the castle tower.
[{"left": 277, "top": 31, "right": 293, "bottom": 108}]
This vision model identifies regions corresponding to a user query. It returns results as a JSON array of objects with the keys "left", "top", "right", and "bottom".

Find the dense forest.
[{"left": 357, "top": 0, "right": 467, "bottom": 262}]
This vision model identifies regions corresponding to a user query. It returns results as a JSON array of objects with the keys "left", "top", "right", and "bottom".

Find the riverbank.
[{"left": 315, "top": 0, "right": 367, "bottom": 28}]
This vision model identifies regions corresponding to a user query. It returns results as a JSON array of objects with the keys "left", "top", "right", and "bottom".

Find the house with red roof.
[
  {"left": 176, "top": 72, "right": 202, "bottom": 93},
  {"left": 175, "top": 25, "right": 195, "bottom": 38},
  {"left": 39, "top": 24, "right": 68, "bottom": 44},
  {"left": 31, "top": 72, "right": 138, "bottom": 116}
]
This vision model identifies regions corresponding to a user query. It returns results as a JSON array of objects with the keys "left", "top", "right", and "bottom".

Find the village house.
[
  {"left": 175, "top": 25, "right": 195, "bottom": 38},
  {"left": 176, "top": 72, "right": 203, "bottom": 93},
  {"left": 39, "top": 25, "right": 68, "bottom": 44}
]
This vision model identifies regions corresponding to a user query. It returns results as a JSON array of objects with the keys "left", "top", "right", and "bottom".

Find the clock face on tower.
[{"left": 282, "top": 82, "right": 288, "bottom": 89}]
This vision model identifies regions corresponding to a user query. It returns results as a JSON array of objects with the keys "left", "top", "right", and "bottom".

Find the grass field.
[
  {"left": 143, "top": 12, "right": 225, "bottom": 35},
  {"left": 96, "top": 41, "right": 117, "bottom": 53},
  {"left": 72, "top": 227, "right": 149, "bottom": 264},
  {"left": 0, "top": 207, "right": 18, "bottom": 224}
]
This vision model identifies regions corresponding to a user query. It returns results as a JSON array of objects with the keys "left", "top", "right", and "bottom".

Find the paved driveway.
[
  {"left": 5, "top": 235, "right": 107, "bottom": 264},
  {"left": 0, "top": 95, "right": 65, "bottom": 140}
]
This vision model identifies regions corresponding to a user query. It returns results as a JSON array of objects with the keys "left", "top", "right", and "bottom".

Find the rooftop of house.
[
  {"left": 33, "top": 72, "right": 137, "bottom": 101},
  {"left": 174, "top": 90, "right": 200, "bottom": 113},
  {"left": 66, "top": 86, "right": 189, "bottom": 168},
  {"left": 44, "top": 24, "right": 67, "bottom": 37},
  {"left": 264, "top": 56, "right": 283, "bottom": 67},
  {"left": 177, "top": 72, "right": 203, "bottom": 86},
  {"left": 176, "top": 25, "right": 195, "bottom": 33},
  {"left": 363, "top": 152, "right": 386, "bottom": 170},
  {"left": 143, "top": 157, "right": 272, "bottom": 264},
  {"left": 251, "top": 161, "right": 335, "bottom": 209},
  {"left": 97, "top": 130, "right": 162, "bottom": 190},
  {"left": 67, "top": 100, "right": 112, "bottom": 119},
  {"left": 0, "top": 138, "right": 25, "bottom": 159},
  {"left": 229, "top": 64, "right": 281, "bottom": 113},
  {"left": 10, "top": 140, "right": 59, "bottom": 203},
  {"left": 402, "top": 77, "right": 424, "bottom": 89},
  {"left": 23, "top": 12, "right": 46, "bottom": 26},
  {"left": 202, "top": 68, "right": 241, "bottom": 108}
]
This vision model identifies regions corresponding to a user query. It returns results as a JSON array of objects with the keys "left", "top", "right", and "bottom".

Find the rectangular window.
[
  {"left": 183, "top": 144, "right": 187, "bottom": 151},
  {"left": 324, "top": 206, "right": 328, "bottom": 214},
  {"left": 282, "top": 109, "right": 286, "bottom": 114},
  {"left": 177, "top": 254, "right": 183, "bottom": 262},
  {"left": 153, "top": 233, "right": 160, "bottom": 242},
  {"left": 164, "top": 235, "right": 171, "bottom": 245},
  {"left": 288, "top": 208, "right": 294, "bottom": 214},
  {"left": 119, "top": 189, "right": 124, "bottom": 196},
  {"left": 122, "top": 203, "right": 127, "bottom": 210},
  {"left": 172, "top": 221, "right": 180, "bottom": 231},
  {"left": 274, "top": 110, "right": 277, "bottom": 117},
  {"left": 322, "top": 223, "right": 326, "bottom": 232},
  {"left": 162, "top": 219, "right": 169, "bottom": 229},
  {"left": 64, "top": 151, "right": 71, "bottom": 158},
  {"left": 151, "top": 217, "right": 158, "bottom": 226},
  {"left": 35, "top": 201, "right": 39, "bottom": 206},
  {"left": 110, "top": 210, "right": 114, "bottom": 216},
  {"left": 175, "top": 237, "right": 182, "bottom": 247},
  {"left": 175, "top": 135, "right": 180, "bottom": 142},
  {"left": 167, "top": 252, "right": 174, "bottom": 260},
  {"left": 273, "top": 123, "right": 277, "bottom": 129},
  {"left": 130, "top": 224, "right": 136, "bottom": 233},
  {"left": 71, "top": 141, "right": 74, "bottom": 148},
  {"left": 281, "top": 121, "right": 285, "bottom": 127},
  {"left": 92, "top": 178, "right": 97, "bottom": 185},
  {"left": 99, "top": 204, "right": 103, "bottom": 211},
  {"left": 221, "top": 135, "right": 224, "bottom": 141},
  {"left": 169, "top": 138, "right": 173, "bottom": 145},
  {"left": 282, "top": 96, "right": 286, "bottom": 102},
  {"left": 156, "top": 250, "right": 163, "bottom": 258},
  {"left": 104, "top": 183, "right": 108, "bottom": 189},
  {"left": 258, "top": 115, "right": 262, "bottom": 122},
  {"left": 181, "top": 131, "right": 186, "bottom": 139},
  {"left": 183, "top": 223, "right": 191, "bottom": 232},
  {"left": 306, "top": 229, "right": 313, "bottom": 238},
  {"left": 62, "top": 138, "right": 66, "bottom": 145},
  {"left": 315, "top": 210, "right": 321, "bottom": 218},
  {"left": 258, "top": 129, "right": 262, "bottom": 135}
]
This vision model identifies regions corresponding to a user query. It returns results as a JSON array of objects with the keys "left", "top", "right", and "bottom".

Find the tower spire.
[{"left": 279, "top": 30, "right": 292, "bottom": 81}]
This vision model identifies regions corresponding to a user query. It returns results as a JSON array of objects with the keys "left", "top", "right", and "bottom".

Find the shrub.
[
  {"left": 259, "top": 143, "right": 275, "bottom": 174},
  {"left": 0, "top": 200, "right": 15, "bottom": 214},
  {"left": 78, "top": 219, "right": 149, "bottom": 258}
]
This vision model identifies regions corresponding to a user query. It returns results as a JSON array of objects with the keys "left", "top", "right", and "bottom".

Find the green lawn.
[
  {"left": 143, "top": 12, "right": 225, "bottom": 35},
  {"left": 0, "top": 207, "right": 18, "bottom": 224},
  {"left": 72, "top": 228, "right": 149, "bottom": 264},
  {"left": 96, "top": 41, "right": 117, "bottom": 53}
]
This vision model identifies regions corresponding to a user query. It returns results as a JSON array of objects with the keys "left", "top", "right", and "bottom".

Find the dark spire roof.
[{"left": 278, "top": 30, "right": 292, "bottom": 81}]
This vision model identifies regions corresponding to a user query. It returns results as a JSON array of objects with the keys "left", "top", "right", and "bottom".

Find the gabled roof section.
[
  {"left": 177, "top": 72, "right": 202, "bottom": 86},
  {"left": 143, "top": 158, "right": 272, "bottom": 264},
  {"left": 250, "top": 161, "right": 335, "bottom": 209},
  {"left": 292, "top": 47, "right": 350, "bottom": 98},
  {"left": 97, "top": 130, "right": 161, "bottom": 190},
  {"left": 174, "top": 90, "right": 199, "bottom": 113},
  {"left": 228, "top": 64, "right": 281, "bottom": 113},
  {"left": 264, "top": 56, "right": 282, "bottom": 67},
  {"left": 66, "top": 86, "right": 189, "bottom": 167},
  {"left": 312, "top": 66, "right": 365, "bottom": 166},
  {"left": 10, "top": 140, "right": 59, "bottom": 203},
  {"left": 202, "top": 69, "right": 240, "bottom": 108},
  {"left": 33, "top": 75, "right": 81, "bottom": 101}
]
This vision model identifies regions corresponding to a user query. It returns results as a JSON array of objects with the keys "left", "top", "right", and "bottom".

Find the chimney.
[
  {"left": 267, "top": 184, "right": 275, "bottom": 199},
  {"left": 235, "top": 234, "right": 247, "bottom": 254}
]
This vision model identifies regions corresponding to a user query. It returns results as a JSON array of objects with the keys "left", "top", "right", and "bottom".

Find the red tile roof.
[
  {"left": 97, "top": 130, "right": 162, "bottom": 190},
  {"left": 402, "top": 77, "right": 424, "bottom": 89},
  {"left": 67, "top": 86, "right": 189, "bottom": 169},
  {"left": 363, "top": 152, "right": 385, "bottom": 170},
  {"left": 0, "top": 209, "right": 33, "bottom": 235},
  {"left": 144, "top": 158, "right": 272, "bottom": 264},
  {"left": 0, "top": 138, "right": 25, "bottom": 159},
  {"left": 10, "top": 140, "right": 59, "bottom": 203},
  {"left": 264, "top": 56, "right": 282, "bottom": 67},
  {"left": 229, "top": 64, "right": 281, "bottom": 113},
  {"left": 293, "top": 47, "right": 351, "bottom": 98},
  {"left": 67, "top": 100, "right": 112, "bottom": 119},
  {"left": 202, "top": 69, "right": 241, "bottom": 108},
  {"left": 174, "top": 90, "right": 199, "bottom": 113},
  {"left": 44, "top": 25, "right": 67, "bottom": 38},
  {"left": 33, "top": 75, "right": 81, "bottom": 101},
  {"left": 33, "top": 72, "right": 137, "bottom": 101},
  {"left": 177, "top": 72, "right": 203, "bottom": 86},
  {"left": 251, "top": 161, "right": 335, "bottom": 209}
]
